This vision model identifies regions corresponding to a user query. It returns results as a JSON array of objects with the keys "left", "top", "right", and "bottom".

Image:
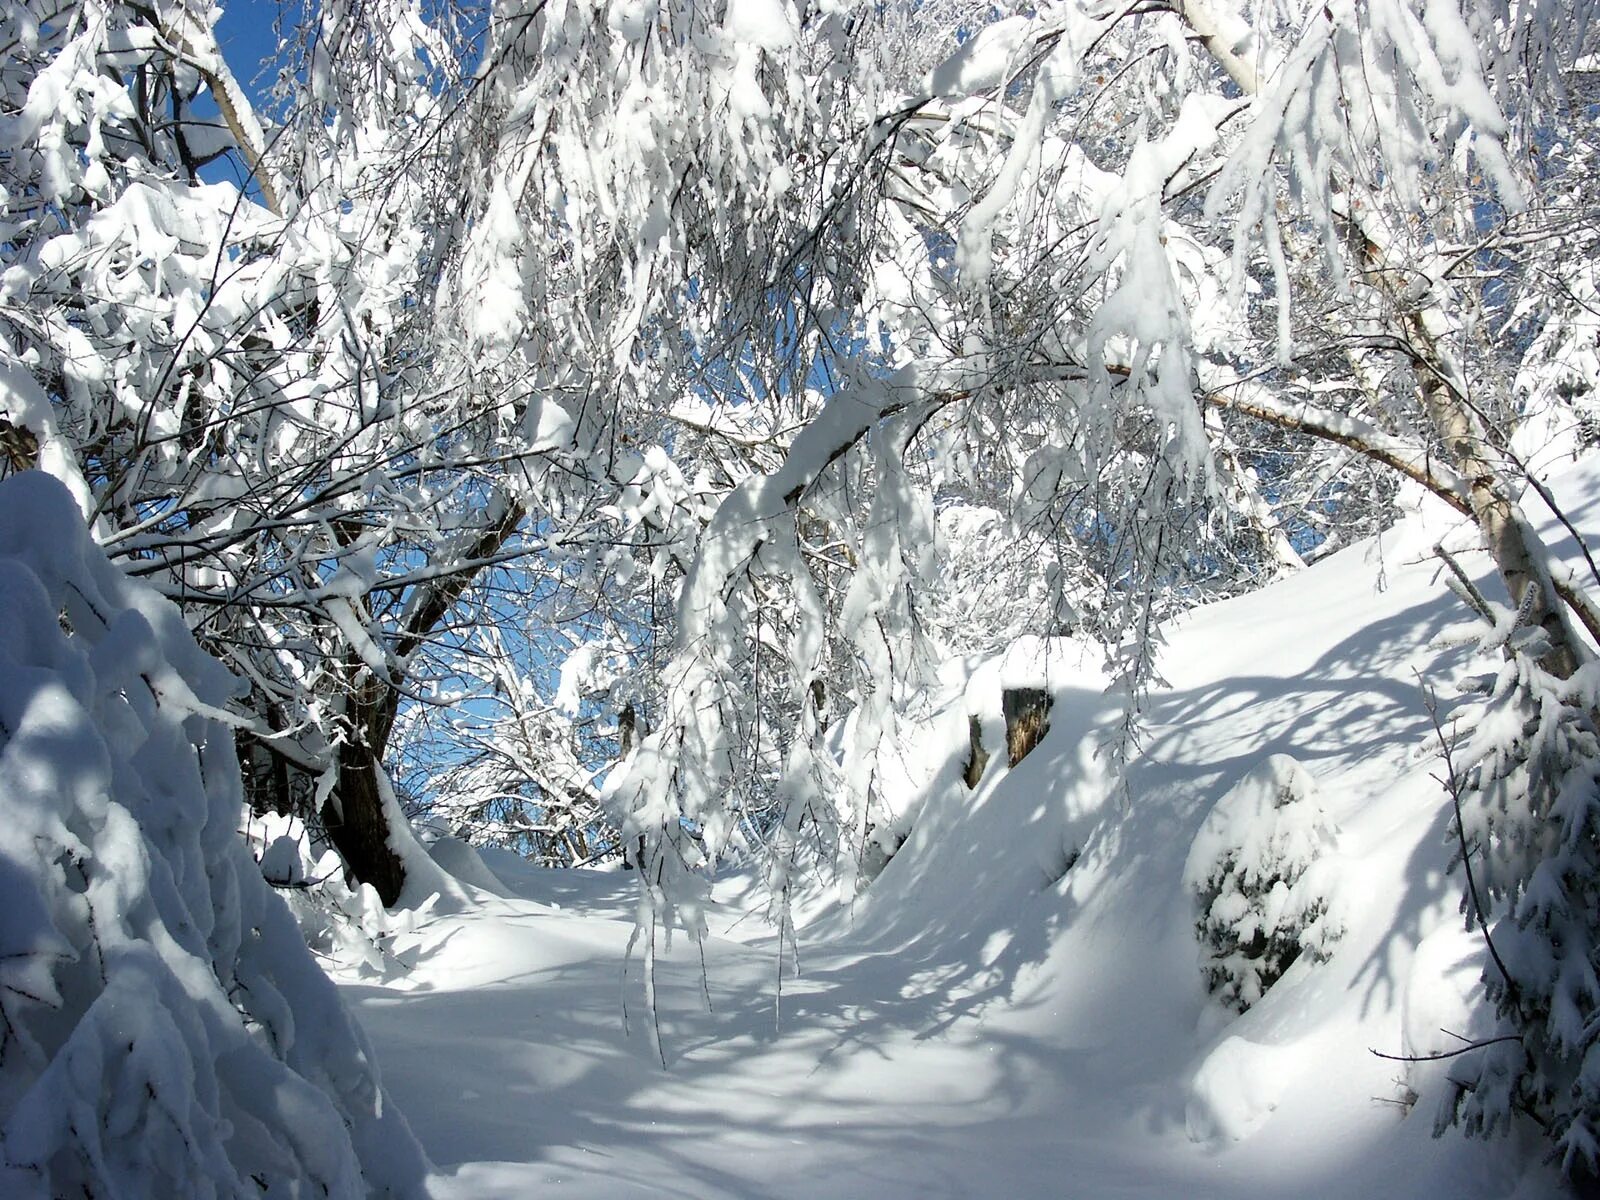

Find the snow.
[
  {"left": 722, "top": 0, "right": 797, "bottom": 51},
  {"left": 315, "top": 457, "right": 1600, "bottom": 1197},
  {"left": 1186, "top": 1035, "right": 1288, "bottom": 1142},
  {"left": 5, "top": 0, "right": 1593, "bottom": 1186},
  {"left": 6, "top": 437, "right": 1585, "bottom": 1198},
  {"left": 922, "top": 17, "right": 1031, "bottom": 98},
  {"left": 0, "top": 473, "right": 428, "bottom": 1197},
  {"left": 0, "top": 452, "right": 1584, "bottom": 1197}
]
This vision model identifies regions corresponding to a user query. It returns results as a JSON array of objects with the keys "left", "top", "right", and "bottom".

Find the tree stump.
[
  {"left": 962, "top": 715, "right": 990, "bottom": 788},
  {"left": 1002, "top": 687, "right": 1052, "bottom": 766}
]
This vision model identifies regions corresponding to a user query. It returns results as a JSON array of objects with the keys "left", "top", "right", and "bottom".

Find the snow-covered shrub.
[
  {"left": 1436, "top": 603, "right": 1600, "bottom": 1178},
  {"left": 1184, "top": 755, "right": 1342, "bottom": 1012},
  {"left": 0, "top": 474, "right": 427, "bottom": 1198}
]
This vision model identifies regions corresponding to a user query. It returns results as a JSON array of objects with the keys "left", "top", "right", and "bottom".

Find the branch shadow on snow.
[
  {"left": 1145, "top": 592, "right": 1482, "bottom": 1014},
  {"left": 348, "top": 583, "right": 1503, "bottom": 1194},
  {"left": 345, "top": 939, "right": 1080, "bottom": 1198}
]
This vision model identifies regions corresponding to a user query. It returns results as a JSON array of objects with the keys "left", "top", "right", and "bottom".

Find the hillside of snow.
[{"left": 336, "top": 471, "right": 1600, "bottom": 1198}]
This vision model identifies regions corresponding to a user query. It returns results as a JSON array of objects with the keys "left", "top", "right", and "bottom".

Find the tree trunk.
[
  {"left": 321, "top": 669, "right": 407, "bottom": 906},
  {"left": 1178, "top": 0, "right": 1588, "bottom": 680},
  {"left": 963, "top": 714, "right": 990, "bottom": 788},
  {"left": 1411, "top": 348, "right": 1582, "bottom": 679},
  {"left": 318, "top": 493, "right": 529, "bottom": 903},
  {"left": 323, "top": 738, "right": 407, "bottom": 906}
]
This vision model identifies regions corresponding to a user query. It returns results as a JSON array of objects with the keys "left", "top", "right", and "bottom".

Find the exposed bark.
[
  {"left": 619, "top": 702, "right": 637, "bottom": 756},
  {"left": 1199, "top": 382, "right": 1472, "bottom": 515},
  {"left": 0, "top": 418, "right": 39, "bottom": 472},
  {"left": 1003, "top": 687, "right": 1052, "bottom": 767},
  {"left": 1403, "top": 311, "right": 1583, "bottom": 679},
  {"left": 153, "top": 7, "right": 282, "bottom": 215},
  {"left": 324, "top": 740, "right": 407, "bottom": 907},
  {"left": 963, "top": 714, "right": 990, "bottom": 789}
]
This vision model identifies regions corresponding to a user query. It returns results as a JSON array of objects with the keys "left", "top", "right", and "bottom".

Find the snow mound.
[
  {"left": 1185, "top": 1035, "right": 1288, "bottom": 1141},
  {"left": 427, "top": 834, "right": 513, "bottom": 898},
  {"left": 0, "top": 473, "right": 427, "bottom": 1198},
  {"left": 245, "top": 810, "right": 444, "bottom": 981}
]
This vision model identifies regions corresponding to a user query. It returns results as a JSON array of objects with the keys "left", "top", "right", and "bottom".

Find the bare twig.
[
  {"left": 1370, "top": 1033, "right": 1522, "bottom": 1063},
  {"left": 1421, "top": 683, "right": 1523, "bottom": 1015}
]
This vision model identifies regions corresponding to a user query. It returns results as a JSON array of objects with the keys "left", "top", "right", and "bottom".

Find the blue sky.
[{"left": 214, "top": 1, "right": 285, "bottom": 98}]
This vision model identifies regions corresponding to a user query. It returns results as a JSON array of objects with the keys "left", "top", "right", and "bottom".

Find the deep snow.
[{"left": 336, "top": 473, "right": 1600, "bottom": 1198}]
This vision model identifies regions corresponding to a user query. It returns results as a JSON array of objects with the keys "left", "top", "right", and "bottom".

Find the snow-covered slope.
[{"left": 346, "top": 475, "right": 1600, "bottom": 1198}]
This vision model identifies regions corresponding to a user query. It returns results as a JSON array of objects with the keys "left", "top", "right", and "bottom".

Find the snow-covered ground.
[{"left": 343, "top": 478, "right": 1600, "bottom": 1198}]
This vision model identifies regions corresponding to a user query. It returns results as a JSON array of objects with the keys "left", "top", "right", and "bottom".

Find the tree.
[
  {"left": 606, "top": 0, "right": 1597, "bottom": 886},
  {"left": 7, "top": 0, "right": 1600, "bottom": 1136},
  {"left": 1, "top": 0, "right": 771, "bottom": 901},
  {"left": 1436, "top": 587, "right": 1600, "bottom": 1176},
  {"left": 8, "top": 0, "right": 1600, "bottom": 1175},
  {"left": 0, "top": 471, "right": 427, "bottom": 1197},
  {"left": 395, "top": 622, "right": 625, "bottom": 866}
]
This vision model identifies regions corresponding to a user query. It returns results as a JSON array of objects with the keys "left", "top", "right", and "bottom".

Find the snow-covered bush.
[
  {"left": 0, "top": 474, "right": 427, "bottom": 1197},
  {"left": 1184, "top": 755, "right": 1342, "bottom": 1012},
  {"left": 1436, "top": 602, "right": 1600, "bottom": 1178}
]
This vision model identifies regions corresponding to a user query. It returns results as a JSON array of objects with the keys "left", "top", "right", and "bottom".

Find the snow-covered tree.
[
  {"left": 393, "top": 623, "right": 626, "bottom": 866},
  {"left": 0, "top": 470, "right": 427, "bottom": 1197},
  {"left": 606, "top": 0, "right": 1600, "bottom": 928},
  {"left": 7, "top": 7, "right": 1600, "bottom": 1150},
  {"left": 1185, "top": 755, "right": 1342, "bottom": 1012},
  {"left": 0, "top": 0, "right": 771, "bottom": 900},
  {"left": 1433, "top": 584, "right": 1600, "bottom": 1177}
]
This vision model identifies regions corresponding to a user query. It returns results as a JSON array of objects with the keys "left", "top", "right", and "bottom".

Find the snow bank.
[{"left": 0, "top": 474, "right": 427, "bottom": 1198}]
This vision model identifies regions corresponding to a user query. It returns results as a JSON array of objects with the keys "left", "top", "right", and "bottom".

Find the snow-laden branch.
[{"left": 1198, "top": 372, "right": 1471, "bottom": 515}]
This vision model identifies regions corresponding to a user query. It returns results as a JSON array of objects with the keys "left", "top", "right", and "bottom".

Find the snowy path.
[
  {"left": 348, "top": 816, "right": 1548, "bottom": 1198},
  {"left": 348, "top": 865, "right": 1185, "bottom": 1200},
  {"left": 342, "top": 481, "right": 1600, "bottom": 1199}
]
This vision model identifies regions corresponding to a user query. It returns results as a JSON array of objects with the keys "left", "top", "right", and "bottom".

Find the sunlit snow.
[{"left": 330, "top": 467, "right": 1600, "bottom": 1199}]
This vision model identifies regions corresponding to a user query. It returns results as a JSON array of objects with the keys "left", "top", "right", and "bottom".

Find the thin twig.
[
  {"left": 1370, "top": 1033, "right": 1522, "bottom": 1063},
  {"left": 1421, "top": 683, "right": 1522, "bottom": 1013}
]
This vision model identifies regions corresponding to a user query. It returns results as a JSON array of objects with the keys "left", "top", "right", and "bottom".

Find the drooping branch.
[
  {"left": 143, "top": 2, "right": 283, "bottom": 214},
  {"left": 1170, "top": 0, "right": 1588, "bottom": 678}
]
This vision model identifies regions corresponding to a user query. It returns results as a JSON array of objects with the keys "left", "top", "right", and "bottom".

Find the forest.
[{"left": 2, "top": 0, "right": 1600, "bottom": 1194}]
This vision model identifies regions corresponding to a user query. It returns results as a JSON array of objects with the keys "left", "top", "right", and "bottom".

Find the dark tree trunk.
[
  {"left": 321, "top": 671, "right": 407, "bottom": 906},
  {"left": 322, "top": 737, "right": 407, "bottom": 906},
  {"left": 314, "top": 499, "right": 527, "bottom": 905}
]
